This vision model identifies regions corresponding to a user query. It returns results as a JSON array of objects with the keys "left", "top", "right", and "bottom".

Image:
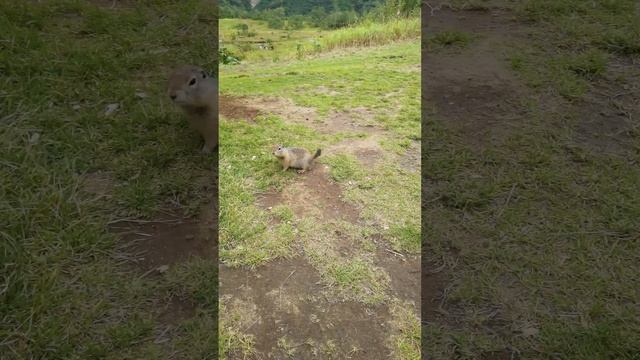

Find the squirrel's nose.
[{"left": 170, "top": 95, "right": 177, "bottom": 101}]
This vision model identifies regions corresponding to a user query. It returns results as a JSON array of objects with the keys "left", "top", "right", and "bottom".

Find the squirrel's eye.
[{"left": 189, "top": 78, "right": 196, "bottom": 86}]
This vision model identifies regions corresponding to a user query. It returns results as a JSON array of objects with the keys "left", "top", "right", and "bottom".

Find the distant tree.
[
  {"left": 287, "top": 15, "right": 306, "bottom": 30},
  {"left": 308, "top": 6, "right": 327, "bottom": 23},
  {"left": 322, "top": 10, "right": 357, "bottom": 29}
]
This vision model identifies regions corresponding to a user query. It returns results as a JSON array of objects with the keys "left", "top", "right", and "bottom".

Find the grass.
[
  {"left": 220, "top": 17, "right": 420, "bottom": 62},
  {"left": 220, "top": 18, "right": 324, "bottom": 62},
  {"left": 219, "top": 17, "right": 420, "bottom": 358},
  {"left": 320, "top": 18, "right": 421, "bottom": 51},
  {"left": 424, "top": 0, "right": 640, "bottom": 358},
  {"left": 219, "top": 296, "right": 257, "bottom": 359},
  {"left": 426, "top": 30, "right": 473, "bottom": 49},
  {"left": 389, "top": 299, "right": 421, "bottom": 360},
  {"left": 1, "top": 1, "right": 217, "bottom": 358}
]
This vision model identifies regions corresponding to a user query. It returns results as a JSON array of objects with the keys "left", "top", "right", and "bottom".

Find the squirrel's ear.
[{"left": 201, "top": 71, "right": 207, "bottom": 79}]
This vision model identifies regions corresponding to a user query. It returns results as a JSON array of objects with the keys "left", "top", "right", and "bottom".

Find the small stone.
[
  {"left": 157, "top": 265, "right": 169, "bottom": 273},
  {"left": 521, "top": 326, "right": 539, "bottom": 337},
  {"left": 104, "top": 103, "right": 119, "bottom": 116},
  {"left": 28, "top": 133, "right": 40, "bottom": 145}
]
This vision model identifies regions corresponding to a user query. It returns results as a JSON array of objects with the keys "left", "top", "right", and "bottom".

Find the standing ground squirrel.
[
  {"left": 167, "top": 65, "right": 218, "bottom": 153},
  {"left": 272, "top": 145, "right": 322, "bottom": 173}
]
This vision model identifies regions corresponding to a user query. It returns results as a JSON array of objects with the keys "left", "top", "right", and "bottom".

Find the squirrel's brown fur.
[
  {"left": 167, "top": 65, "right": 218, "bottom": 153},
  {"left": 272, "top": 145, "right": 321, "bottom": 173}
]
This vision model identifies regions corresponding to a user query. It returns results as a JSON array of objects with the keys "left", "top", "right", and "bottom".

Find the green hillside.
[{"left": 254, "top": 0, "right": 383, "bottom": 15}]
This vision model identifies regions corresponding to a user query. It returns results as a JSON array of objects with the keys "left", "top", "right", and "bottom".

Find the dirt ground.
[{"left": 219, "top": 94, "right": 421, "bottom": 359}]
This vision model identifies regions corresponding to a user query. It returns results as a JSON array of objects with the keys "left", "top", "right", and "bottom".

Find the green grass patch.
[
  {"left": 389, "top": 299, "right": 421, "bottom": 360},
  {"left": 1, "top": 1, "right": 218, "bottom": 358},
  {"left": 320, "top": 18, "right": 420, "bottom": 51},
  {"left": 300, "top": 220, "right": 391, "bottom": 305},
  {"left": 219, "top": 296, "right": 257, "bottom": 359}
]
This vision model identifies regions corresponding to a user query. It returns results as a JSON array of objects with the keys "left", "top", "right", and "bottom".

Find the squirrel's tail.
[{"left": 313, "top": 149, "right": 321, "bottom": 159}]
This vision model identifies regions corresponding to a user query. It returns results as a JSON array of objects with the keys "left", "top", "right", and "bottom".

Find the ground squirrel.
[
  {"left": 167, "top": 65, "right": 218, "bottom": 153},
  {"left": 272, "top": 145, "right": 321, "bottom": 173}
]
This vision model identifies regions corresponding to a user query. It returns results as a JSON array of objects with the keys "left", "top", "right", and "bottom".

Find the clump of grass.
[
  {"left": 320, "top": 18, "right": 420, "bottom": 51},
  {"left": 300, "top": 220, "right": 390, "bottom": 304},
  {"left": 427, "top": 31, "right": 472, "bottom": 48},
  {"left": 323, "top": 155, "right": 420, "bottom": 254},
  {"left": 272, "top": 204, "right": 295, "bottom": 222},
  {"left": 325, "top": 154, "right": 365, "bottom": 182},
  {"left": 600, "top": 25, "right": 640, "bottom": 55},
  {"left": 560, "top": 49, "right": 609, "bottom": 79},
  {"left": 389, "top": 299, "right": 421, "bottom": 360},
  {"left": 388, "top": 224, "right": 421, "bottom": 254},
  {"left": 519, "top": 0, "right": 640, "bottom": 56},
  {"left": 219, "top": 297, "right": 257, "bottom": 359},
  {"left": 509, "top": 47, "right": 610, "bottom": 99}
]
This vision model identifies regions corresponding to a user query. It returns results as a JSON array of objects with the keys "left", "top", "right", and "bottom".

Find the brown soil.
[
  {"left": 258, "top": 164, "right": 360, "bottom": 223},
  {"left": 574, "top": 60, "right": 640, "bottom": 156},
  {"left": 81, "top": 171, "right": 115, "bottom": 199},
  {"left": 219, "top": 95, "right": 386, "bottom": 134},
  {"left": 110, "top": 202, "right": 216, "bottom": 271},
  {"left": 220, "top": 257, "right": 393, "bottom": 359},
  {"left": 375, "top": 246, "right": 421, "bottom": 304},
  {"left": 325, "top": 136, "right": 386, "bottom": 167},
  {"left": 424, "top": 7, "right": 531, "bottom": 149},
  {"left": 158, "top": 295, "right": 197, "bottom": 327},
  {"left": 109, "top": 198, "right": 217, "bottom": 331},
  {"left": 219, "top": 94, "right": 262, "bottom": 121}
]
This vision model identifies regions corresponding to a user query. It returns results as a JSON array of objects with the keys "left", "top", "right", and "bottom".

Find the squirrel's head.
[
  {"left": 272, "top": 144, "right": 285, "bottom": 157},
  {"left": 167, "top": 65, "right": 210, "bottom": 106}
]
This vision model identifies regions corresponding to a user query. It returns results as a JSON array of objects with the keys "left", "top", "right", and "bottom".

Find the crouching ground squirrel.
[
  {"left": 167, "top": 65, "right": 218, "bottom": 153},
  {"left": 272, "top": 145, "right": 321, "bottom": 173}
]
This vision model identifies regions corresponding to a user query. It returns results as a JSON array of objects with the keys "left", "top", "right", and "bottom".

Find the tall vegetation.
[{"left": 222, "top": 0, "right": 420, "bottom": 30}]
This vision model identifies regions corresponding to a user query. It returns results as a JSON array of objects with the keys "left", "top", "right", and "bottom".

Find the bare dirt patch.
[
  {"left": 325, "top": 136, "right": 385, "bottom": 167},
  {"left": 374, "top": 245, "right": 421, "bottom": 305},
  {"left": 400, "top": 141, "right": 421, "bottom": 172},
  {"left": 574, "top": 59, "right": 640, "bottom": 156},
  {"left": 259, "top": 164, "right": 360, "bottom": 223},
  {"left": 81, "top": 171, "right": 114, "bottom": 199},
  {"left": 220, "top": 95, "right": 385, "bottom": 134},
  {"left": 421, "top": 259, "right": 447, "bottom": 323},
  {"left": 220, "top": 256, "right": 393, "bottom": 359},
  {"left": 219, "top": 95, "right": 261, "bottom": 121},
  {"left": 158, "top": 295, "right": 197, "bottom": 327},
  {"left": 110, "top": 202, "right": 216, "bottom": 272},
  {"left": 425, "top": 8, "right": 531, "bottom": 147}
]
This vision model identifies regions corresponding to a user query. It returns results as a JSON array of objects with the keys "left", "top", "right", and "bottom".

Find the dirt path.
[{"left": 219, "top": 95, "right": 420, "bottom": 359}]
